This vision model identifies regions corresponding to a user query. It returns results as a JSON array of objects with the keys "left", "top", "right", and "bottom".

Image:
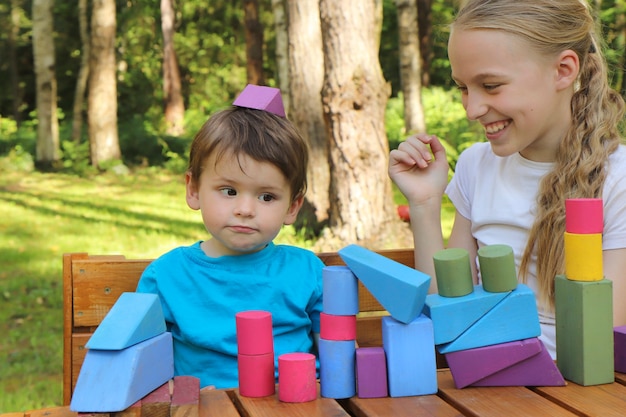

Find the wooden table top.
[{"left": 4, "top": 369, "right": 626, "bottom": 417}]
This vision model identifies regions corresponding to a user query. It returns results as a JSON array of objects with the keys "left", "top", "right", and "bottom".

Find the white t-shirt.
[{"left": 445, "top": 141, "right": 626, "bottom": 358}]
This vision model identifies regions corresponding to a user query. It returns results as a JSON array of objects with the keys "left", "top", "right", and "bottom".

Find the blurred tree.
[
  {"left": 71, "top": 0, "right": 89, "bottom": 143},
  {"left": 271, "top": 0, "right": 289, "bottom": 110},
  {"left": 161, "top": 0, "right": 185, "bottom": 136},
  {"left": 32, "top": 0, "right": 60, "bottom": 168},
  {"left": 243, "top": 0, "right": 265, "bottom": 85},
  {"left": 417, "top": 0, "right": 433, "bottom": 87}
]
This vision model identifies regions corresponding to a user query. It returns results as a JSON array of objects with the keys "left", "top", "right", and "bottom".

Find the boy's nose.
[
  {"left": 464, "top": 93, "right": 488, "bottom": 121},
  {"left": 234, "top": 197, "right": 255, "bottom": 216}
]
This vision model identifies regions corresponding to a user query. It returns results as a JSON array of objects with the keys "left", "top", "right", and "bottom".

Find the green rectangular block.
[{"left": 555, "top": 275, "right": 614, "bottom": 386}]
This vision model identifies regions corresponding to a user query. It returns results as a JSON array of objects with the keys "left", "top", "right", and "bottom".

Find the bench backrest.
[{"left": 62, "top": 249, "right": 417, "bottom": 405}]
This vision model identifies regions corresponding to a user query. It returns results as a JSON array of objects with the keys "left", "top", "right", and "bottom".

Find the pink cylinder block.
[
  {"left": 236, "top": 310, "right": 273, "bottom": 355},
  {"left": 278, "top": 353, "right": 317, "bottom": 403},
  {"left": 320, "top": 312, "right": 357, "bottom": 341},
  {"left": 565, "top": 198, "right": 603, "bottom": 234},
  {"left": 238, "top": 352, "right": 275, "bottom": 397}
]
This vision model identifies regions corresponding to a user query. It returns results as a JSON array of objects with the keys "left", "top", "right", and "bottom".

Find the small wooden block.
[
  {"left": 140, "top": 382, "right": 171, "bottom": 417},
  {"left": 437, "top": 284, "right": 541, "bottom": 354},
  {"left": 322, "top": 265, "right": 359, "bottom": 315},
  {"left": 71, "top": 332, "right": 174, "bottom": 412},
  {"left": 382, "top": 314, "right": 437, "bottom": 397},
  {"left": 615, "top": 325, "right": 626, "bottom": 373},
  {"left": 235, "top": 310, "right": 273, "bottom": 355},
  {"left": 356, "top": 347, "right": 388, "bottom": 398},
  {"left": 564, "top": 232, "right": 603, "bottom": 281},
  {"left": 278, "top": 352, "right": 317, "bottom": 403},
  {"left": 87, "top": 292, "right": 166, "bottom": 350},
  {"left": 447, "top": 338, "right": 564, "bottom": 388},
  {"left": 424, "top": 285, "right": 509, "bottom": 345},
  {"left": 339, "top": 244, "right": 430, "bottom": 324},
  {"left": 319, "top": 338, "right": 356, "bottom": 399},
  {"left": 171, "top": 375, "right": 200, "bottom": 417},
  {"left": 477, "top": 244, "right": 518, "bottom": 293},
  {"left": 238, "top": 352, "right": 276, "bottom": 398},
  {"left": 555, "top": 275, "right": 614, "bottom": 386},
  {"left": 433, "top": 247, "right": 474, "bottom": 297},
  {"left": 320, "top": 312, "right": 357, "bottom": 341},
  {"left": 565, "top": 198, "right": 603, "bottom": 234},
  {"left": 111, "top": 400, "right": 141, "bottom": 417},
  {"left": 232, "top": 84, "right": 286, "bottom": 117}
]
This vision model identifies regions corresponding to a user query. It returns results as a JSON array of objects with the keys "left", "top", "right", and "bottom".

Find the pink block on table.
[
  {"left": 238, "top": 352, "right": 275, "bottom": 398},
  {"left": 278, "top": 353, "right": 317, "bottom": 403},
  {"left": 356, "top": 347, "right": 388, "bottom": 398},
  {"left": 615, "top": 325, "right": 626, "bottom": 373},
  {"left": 447, "top": 338, "right": 564, "bottom": 388},
  {"left": 236, "top": 310, "right": 273, "bottom": 355},
  {"left": 232, "top": 84, "right": 286, "bottom": 117},
  {"left": 320, "top": 312, "right": 357, "bottom": 341},
  {"left": 565, "top": 198, "right": 603, "bottom": 234}
]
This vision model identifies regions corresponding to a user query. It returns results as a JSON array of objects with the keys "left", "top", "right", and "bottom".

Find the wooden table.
[{"left": 4, "top": 369, "right": 626, "bottom": 417}]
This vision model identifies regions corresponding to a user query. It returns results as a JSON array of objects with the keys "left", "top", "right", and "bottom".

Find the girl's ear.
[
  {"left": 185, "top": 171, "right": 201, "bottom": 210},
  {"left": 283, "top": 195, "right": 305, "bottom": 226},
  {"left": 555, "top": 49, "right": 580, "bottom": 91}
]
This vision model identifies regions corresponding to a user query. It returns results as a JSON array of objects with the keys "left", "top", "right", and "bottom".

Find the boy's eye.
[
  {"left": 484, "top": 84, "right": 500, "bottom": 91},
  {"left": 455, "top": 85, "right": 467, "bottom": 93},
  {"left": 259, "top": 193, "right": 275, "bottom": 202},
  {"left": 220, "top": 188, "right": 237, "bottom": 196}
]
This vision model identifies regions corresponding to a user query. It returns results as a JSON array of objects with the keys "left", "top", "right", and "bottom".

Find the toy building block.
[
  {"left": 555, "top": 274, "right": 614, "bottom": 385},
  {"left": 319, "top": 338, "right": 356, "bottom": 399},
  {"left": 112, "top": 400, "right": 141, "bottom": 417},
  {"left": 322, "top": 265, "right": 359, "bottom": 315},
  {"left": 382, "top": 314, "right": 437, "bottom": 397},
  {"left": 564, "top": 232, "right": 603, "bottom": 281},
  {"left": 433, "top": 248, "right": 474, "bottom": 297},
  {"left": 615, "top": 326, "right": 626, "bottom": 373},
  {"left": 238, "top": 352, "right": 276, "bottom": 398},
  {"left": 71, "top": 332, "right": 174, "bottom": 412},
  {"left": 565, "top": 198, "right": 603, "bottom": 234},
  {"left": 446, "top": 338, "right": 564, "bottom": 388},
  {"left": 235, "top": 310, "right": 273, "bottom": 355},
  {"left": 170, "top": 376, "right": 200, "bottom": 417},
  {"left": 339, "top": 244, "right": 430, "bottom": 324},
  {"left": 423, "top": 285, "right": 509, "bottom": 345},
  {"left": 86, "top": 292, "right": 166, "bottom": 350},
  {"left": 356, "top": 347, "right": 388, "bottom": 398},
  {"left": 437, "top": 284, "right": 541, "bottom": 354},
  {"left": 320, "top": 312, "right": 357, "bottom": 341},
  {"left": 278, "top": 353, "right": 317, "bottom": 403},
  {"left": 477, "top": 244, "right": 518, "bottom": 293},
  {"left": 140, "top": 382, "right": 170, "bottom": 417},
  {"left": 232, "top": 84, "right": 286, "bottom": 117}
]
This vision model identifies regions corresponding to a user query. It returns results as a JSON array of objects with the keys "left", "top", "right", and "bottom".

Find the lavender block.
[
  {"left": 232, "top": 84, "right": 286, "bottom": 117},
  {"left": 356, "top": 347, "right": 388, "bottom": 398},
  {"left": 615, "top": 325, "right": 626, "bottom": 373}
]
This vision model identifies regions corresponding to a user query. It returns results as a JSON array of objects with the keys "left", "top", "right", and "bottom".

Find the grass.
[{"left": 0, "top": 169, "right": 453, "bottom": 413}]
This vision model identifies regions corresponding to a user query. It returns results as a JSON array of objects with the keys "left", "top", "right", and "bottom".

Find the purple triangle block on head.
[{"left": 233, "top": 84, "right": 286, "bottom": 117}]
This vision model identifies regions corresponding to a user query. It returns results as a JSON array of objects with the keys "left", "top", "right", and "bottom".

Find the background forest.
[{"left": 1, "top": 0, "right": 625, "bottom": 412}]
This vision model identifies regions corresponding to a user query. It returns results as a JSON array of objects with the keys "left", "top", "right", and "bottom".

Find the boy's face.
[{"left": 186, "top": 151, "right": 303, "bottom": 257}]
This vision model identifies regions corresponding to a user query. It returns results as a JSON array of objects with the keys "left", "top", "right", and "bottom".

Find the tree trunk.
[
  {"left": 286, "top": 0, "right": 329, "bottom": 233},
  {"left": 243, "top": 0, "right": 265, "bottom": 86},
  {"left": 9, "top": 0, "right": 22, "bottom": 126},
  {"left": 417, "top": 0, "right": 432, "bottom": 87},
  {"left": 396, "top": 0, "right": 426, "bottom": 134},
  {"left": 319, "top": 0, "right": 405, "bottom": 250},
  {"left": 71, "top": 0, "right": 90, "bottom": 143},
  {"left": 32, "top": 0, "right": 60, "bottom": 169},
  {"left": 271, "top": 0, "right": 290, "bottom": 112},
  {"left": 161, "top": 0, "right": 185, "bottom": 136},
  {"left": 88, "top": 0, "right": 121, "bottom": 168}
]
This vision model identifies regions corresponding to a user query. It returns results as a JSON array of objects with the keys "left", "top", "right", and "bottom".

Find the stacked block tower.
[
  {"left": 235, "top": 310, "right": 276, "bottom": 397},
  {"left": 424, "top": 245, "right": 564, "bottom": 388},
  {"left": 70, "top": 292, "right": 174, "bottom": 412},
  {"left": 555, "top": 198, "right": 614, "bottom": 385}
]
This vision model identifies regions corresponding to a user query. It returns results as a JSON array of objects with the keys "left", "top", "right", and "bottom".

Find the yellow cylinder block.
[{"left": 564, "top": 232, "right": 603, "bottom": 281}]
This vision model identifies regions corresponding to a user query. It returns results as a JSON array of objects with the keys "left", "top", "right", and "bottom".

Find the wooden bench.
[{"left": 62, "top": 248, "right": 431, "bottom": 406}]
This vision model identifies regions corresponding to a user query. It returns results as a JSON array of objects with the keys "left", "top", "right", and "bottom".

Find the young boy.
[{"left": 137, "top": 85, "right": 324, "bottom": 389}]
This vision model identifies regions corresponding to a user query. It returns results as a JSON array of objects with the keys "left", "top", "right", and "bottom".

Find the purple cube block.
[
  {"left": 615, "top": 325, "right": 626, "bottom": 373},
  {"left": 356, "top": 347, "right": 388, "bottom": 398},
  {"left": 233, "top": 84, "right": 286, "bottom": 117}
]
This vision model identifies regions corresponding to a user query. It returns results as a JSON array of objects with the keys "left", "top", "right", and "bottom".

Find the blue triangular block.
[
  {"left": 424, "top": 285, "right": 510, "bottom": 345},
  {"left": 87, "top": 292, "right": 166, "bottom": 350},
  {"left": 339, "top": 244, "right": 431, "bottom": 324},
  {"left": 438, "top": 284, "right": 541, "bottom": 354},
  {"left": 71, "top": 332, "right": 174, "bottom": 412}
]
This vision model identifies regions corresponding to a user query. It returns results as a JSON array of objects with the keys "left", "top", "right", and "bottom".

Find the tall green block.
[{"left": 555, "top": 275, "right": 614, "bottom": 386}]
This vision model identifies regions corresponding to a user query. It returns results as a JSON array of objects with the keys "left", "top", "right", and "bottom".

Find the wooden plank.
[
  {"left": 533, "top": 380, "right": 626, "bottom": 417},
  {"left": 199, "top": 389, "right": 240, "bottom": 417},
  {"left": 111, "top": 401, "right": 141, "bottom": 417},
  {"left": 140, "top": 382, "right": 171, "bottom": 417},
  {"left": 171, "top": 376, "right": 200, "bottom": 417},
  {"left": 615, "top": 372, "right": 626, "bottom": 385},
  {"left": 343, "top": 394, "right": 464, "bottom": 417},
  {"left": 71, "top": 333, "right": 92, "bottom": 396},
  {"left": 437, "top": 369, "right": 577, "bottom": 417},
  {"left": 229, "top": 385, "right": 350, "bottom": 417}
]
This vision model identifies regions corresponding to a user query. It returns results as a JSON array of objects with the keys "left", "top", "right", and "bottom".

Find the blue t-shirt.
[{"left": 136, "top": 241, "right": 324, "bottom": 389}]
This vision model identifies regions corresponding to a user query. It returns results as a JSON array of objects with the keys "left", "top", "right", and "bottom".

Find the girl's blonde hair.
[{"left": 453, "top": 0, "right": 625, "bottom": 310}]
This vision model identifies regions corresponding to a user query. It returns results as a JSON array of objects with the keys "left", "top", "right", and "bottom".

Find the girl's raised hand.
[{"left": 388, "top": 133, "right": 450, "bottom": 206}]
